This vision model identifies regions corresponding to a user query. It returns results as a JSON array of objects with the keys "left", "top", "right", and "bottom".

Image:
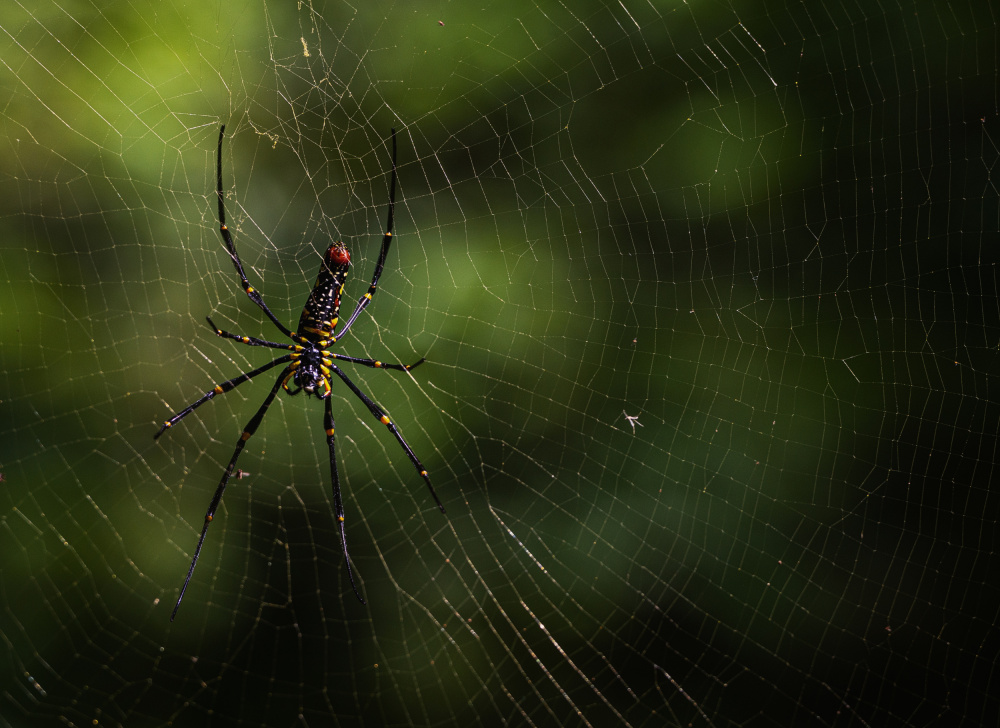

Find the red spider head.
[{"left": 326, "top": 242, "right": 350, "bottom": 267}]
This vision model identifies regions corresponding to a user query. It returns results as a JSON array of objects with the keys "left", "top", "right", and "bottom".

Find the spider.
[{"left": 155, "top": 125, "right": 444, "bottom": 621}]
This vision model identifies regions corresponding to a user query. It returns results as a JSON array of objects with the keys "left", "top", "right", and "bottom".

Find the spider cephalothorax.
[
  {"left": 286, "top": 343, "right": 333, "bottom": 398},
  {"left": 155, "top": 126, "right": 444, "bottom": 621}
]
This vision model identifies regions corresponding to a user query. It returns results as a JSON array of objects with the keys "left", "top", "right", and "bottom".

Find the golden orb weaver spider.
[{"left": 155, "top": 125, "right": 444, "bottom": 621}]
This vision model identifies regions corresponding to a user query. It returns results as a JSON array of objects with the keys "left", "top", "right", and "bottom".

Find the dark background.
[{"left": 1, "top": 1, "right": 997, "bottom": 725}]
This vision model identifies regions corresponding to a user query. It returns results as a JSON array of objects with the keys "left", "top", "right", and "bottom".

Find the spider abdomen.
[{"left": 297, "top": 242, "right": 350, "bottom": 342}]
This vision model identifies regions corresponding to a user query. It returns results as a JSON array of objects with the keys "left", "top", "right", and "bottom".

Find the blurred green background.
[{"left": 1, "top": 1, "right": 997, "bottom": 725}]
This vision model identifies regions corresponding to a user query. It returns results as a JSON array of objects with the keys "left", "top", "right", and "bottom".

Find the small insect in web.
[
  {"left": 155, "top": 125, "right": 445, "bottom": 621},
  {"left": 622, "top": 410, "right": 643, "bottom": 433}
]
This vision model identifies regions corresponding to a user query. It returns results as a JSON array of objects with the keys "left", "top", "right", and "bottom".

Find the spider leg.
[
  {"left": 155, "top": 355, "right": 293, "bottom": 439},
  {"left": 324, "top": 395, "right": 366, "bottom": 604},
  {"left": 336, "top": 128, "right": 397, "bottom": 342},
  {"left": 328, "top": 362, "right": 445, "bottom": 514},
  {"left": 216, "top": 125, "right": 308, "bottom": 346},
  {"left": 327, "top": 353, "right": 425, "bottom": 372},
  {"left": 206, "top": 317, "right": 299, "bottom": 352},
  {"left": 170, "top": 365, "right": 292, "bottom": 621}
]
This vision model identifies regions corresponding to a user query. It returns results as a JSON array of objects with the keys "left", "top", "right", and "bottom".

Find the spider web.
[{"left": 1, "top": 0, "right": 997, "bottom": 725}]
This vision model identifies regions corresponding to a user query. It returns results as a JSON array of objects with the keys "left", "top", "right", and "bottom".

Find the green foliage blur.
[{"left": 1, "top": 0, "right": 996, "bottom": 725}]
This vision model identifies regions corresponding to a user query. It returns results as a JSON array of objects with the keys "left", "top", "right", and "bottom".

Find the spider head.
[
  {"left": 325, "top": 242, "right": 350, "bottom": 269},
  {"left": 300, "top": 377, "right": 331, "bottom": 399},
  {"left": 290, "top": 350, "right": 331, "bottom": 398}
]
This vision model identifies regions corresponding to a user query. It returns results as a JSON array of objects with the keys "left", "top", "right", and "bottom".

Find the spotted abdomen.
[{"left": 297, "top": 242, "right": 351, "bottom": 343}]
